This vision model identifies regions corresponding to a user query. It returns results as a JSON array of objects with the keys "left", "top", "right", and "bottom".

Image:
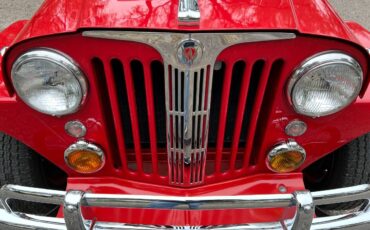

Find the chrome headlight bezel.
[
  {"left": 11, "top": 49, "right": 88, "bottom": 116},
  {"left": 287, "top": 51, "right": 363, "bottom": 117}
]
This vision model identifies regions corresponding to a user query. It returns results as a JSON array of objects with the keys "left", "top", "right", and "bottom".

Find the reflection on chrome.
[
  {"left": 0, "top": 47, "right": 7, "bottom": 57},
  {"left": 1, "top": 184, "right": 370, "bottom": 229},
  {"left": 178, "top": 0, "right": 200, "bottom": 24}
]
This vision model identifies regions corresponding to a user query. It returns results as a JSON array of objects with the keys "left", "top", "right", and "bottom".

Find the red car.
[{"left": 0, "top": 0, "right": 369, "bottom": 229}]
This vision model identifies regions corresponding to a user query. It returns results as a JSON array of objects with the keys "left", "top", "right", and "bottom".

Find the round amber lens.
[
  {"left": 269, "top": 151, "right": 304, "bottom": 173},
  {"left": 66, "top": 150, "right": 103, "bottom": 173}
]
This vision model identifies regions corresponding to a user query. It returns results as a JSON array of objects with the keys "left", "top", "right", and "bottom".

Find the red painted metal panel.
[
  {"left": 215, "top": 61, "right": 234, "bottom": 174},
  {"left": 123, "top": 61, "right": 144, "bottom": 173},
  {"left": 143, "top": 61, "right": 159, "bottom": 175},
  {"left": 346, "top": 21, "right": 370, "bottom": 48},
  {"left": 9, "top": 0, "right": 363, "bottom": 48},
  {"left": 229, "top": 62, "right": 253, "bottom": 170},
  {"left": 0, "top": 20, "right": 29, "bottom": 97},
  {"left": 104, "top": 59, "right": 129, "bottom": 173},
  {"left": 243, "top": 61, "right": 272, "bottom": 168}
]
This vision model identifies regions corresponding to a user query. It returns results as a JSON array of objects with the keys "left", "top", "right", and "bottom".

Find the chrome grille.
[
  {"left": 166, "top": 66, "right": 210, "bottom": 185},
  {"left": 84, "top": 31, "right": 296, "bottom": 187}
]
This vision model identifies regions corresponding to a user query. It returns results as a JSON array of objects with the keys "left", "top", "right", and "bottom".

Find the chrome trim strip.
[
  {"left": 290, "top": 191, "right": 314, "bottom": 230},
  {"left": 82, "top": 31, "right": 296, "bottom": 186},
  {"left": 63, "top": 190, "right": 86, "bottom": 230},
  {"left": 0, "top": 184, "right": 66, "bottom": 205},
  {"left": 82, "top": 31, "right": 296, "bottom": 70},
  {"left": 178, "top": 0, "right": 200, "bottom": 25},
  {"left": 1, "top": 184, "right": 370, "bottom": 229},
  {"left": 183, "top": 67, "right": 194, "bottom": 164},
  {"left": 312, "top": 184, "right": 370, "bottom": 206},
  {"left": 82, "top": 193, "right": 294, "bottom": 209}
]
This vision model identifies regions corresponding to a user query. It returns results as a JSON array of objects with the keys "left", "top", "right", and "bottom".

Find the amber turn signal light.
[
  {"left": 267, "top": 140, "right": 306, "bottom": 173},
  {"left": 64, "top": 141, "right": 105, "bottom": 174}
]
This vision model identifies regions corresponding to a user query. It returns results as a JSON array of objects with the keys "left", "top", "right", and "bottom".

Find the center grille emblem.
[{"left": 177, "top": 39, "right": 202, "bottom": 65}]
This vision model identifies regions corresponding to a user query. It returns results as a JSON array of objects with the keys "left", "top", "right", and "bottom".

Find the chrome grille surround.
[{"left": 83, "top": 31, "right": 296, "bottom": 186}]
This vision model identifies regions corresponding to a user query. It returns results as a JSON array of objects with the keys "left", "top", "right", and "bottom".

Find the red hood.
[{"left": 12, "top": 0, "right": 358, "bottom": 44}]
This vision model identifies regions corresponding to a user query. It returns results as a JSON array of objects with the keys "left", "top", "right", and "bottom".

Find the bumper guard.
[{"left": 0, "top": 184, "right": 370, "bottom": 229}]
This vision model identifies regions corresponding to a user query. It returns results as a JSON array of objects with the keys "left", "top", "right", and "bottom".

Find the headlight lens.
[
  {"left": 288, "top": 52, "right": 363, "bottom": 117},
  {"left": 11, "top": 49, "right": 87, "bottom": 116}
]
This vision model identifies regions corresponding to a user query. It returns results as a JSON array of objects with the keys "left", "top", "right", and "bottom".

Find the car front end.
[{"left": 0, "top": 0, "right": 370, "bottom": 229}]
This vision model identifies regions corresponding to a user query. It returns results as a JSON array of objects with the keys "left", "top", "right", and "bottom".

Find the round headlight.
[
  {"left": 288, "top": 52, "right": 363, "bottom": 117},
  {"left": 11, "top": 49, "right": 87, "bottom": 116}
]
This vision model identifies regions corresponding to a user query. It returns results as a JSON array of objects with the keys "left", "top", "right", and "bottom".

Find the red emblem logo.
[
  {"left": 183, "top": 46, "right": 197, "bottom": 62},
  {"left": 178, "top": 39, "right": 202, "bottom": 65}
]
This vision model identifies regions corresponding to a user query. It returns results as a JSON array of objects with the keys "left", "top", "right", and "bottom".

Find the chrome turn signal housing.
[
  {"left": 64, "top": 140, "right": 105, "bottom": 174},
  {"left": 267, "top": 140, "right": 306, "bottom": 173}
]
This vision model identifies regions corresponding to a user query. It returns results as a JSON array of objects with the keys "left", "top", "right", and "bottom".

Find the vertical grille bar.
[
  {"left": 143, "top": 61, "right": 159, "bottom": 175},
  {"left": 199, "top": 67, "right": 210, "bottom": 183},
  {"left": 202, "top": 66, "right": 211, "bottom": 149},
  {"left": 123, "top": 61, "right": 143, "bottom": 173},
  {"left": 229, "top": 62, "right": 253, "bottom": 170},
  {"left": 166, "top": 64, "right": 210, "bottom": 186},
  {"left": 104, "top": 60, "right": 129, "bottom": 172},
  {"left": 193, "top": 70, "right": 200, "bottom": 149},
  {"left": 198, "top": 68, "right": 206, "bottom": 149},
  {"left": 215, "top": 62, "right": 234, "bottom": 173},
  {"left": 243, "top": 61, "right": 272, "bottom": 168},
  {"left": 164, "top": 63, "right": 172, "bottom": 179},
  {"left": 183, "top": 69, "right": 195, "bottom": 163}
]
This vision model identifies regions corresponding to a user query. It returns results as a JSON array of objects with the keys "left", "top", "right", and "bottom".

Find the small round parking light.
[
  {"left": 285, "top": 120, "right": 307, "bottom": 137},
  {"left": 267, "top": 140, "right": 306, "bottom": 173},
  {"left": 65, "top": 141, "right": 105, "bottom": 174},
  {"left": 65, "top": 120, "right": 86, "bottom": 138}
]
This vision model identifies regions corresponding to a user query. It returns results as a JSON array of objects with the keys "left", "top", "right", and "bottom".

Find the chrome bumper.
[{"left": 0, "top": 184, "right": 370, "bottom": 229}]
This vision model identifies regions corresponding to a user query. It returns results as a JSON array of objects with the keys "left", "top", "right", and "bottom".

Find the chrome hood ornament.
[{"left": 178, "top": 0, "right": 200, "bottom": 25}]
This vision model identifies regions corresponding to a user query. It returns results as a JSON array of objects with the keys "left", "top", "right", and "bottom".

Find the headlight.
[
  {"left": 288, "top": 52, "right": 363, "bottom": 117},
  {"left": 11, "top": 49, "right": 87, "bottom": 116}
]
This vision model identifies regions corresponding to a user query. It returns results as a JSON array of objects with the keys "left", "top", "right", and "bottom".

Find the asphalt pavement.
[{"left": 0, "top": 0, "right": 369, "bottom": 31}]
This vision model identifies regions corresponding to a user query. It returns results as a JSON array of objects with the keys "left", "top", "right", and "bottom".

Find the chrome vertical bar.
[
  {"left": 183, "top": 70, "right": 195, "bottom": 164},
  {"left": 173, "top": 151, "right": 177, "bottom": 183},
  {"left": 194, "top": 69, "right": 201, "bottom": 148},
  {"left": 63, "top": 191, "right": 86, "bottom": 230},
  {"left": 172, "top": 68, "right": 177, "bottom": 150},
  {"left": 203, "top": 65, "right": 214, "bottom": 149},
  {"left": 288, "top": 191, "right": 314, "bottom": 230},
  {"left": 177, "top": 71, "right": 182, "bottom": 151},
  {"left": 165, "top": 63, "right": 172, "bottom": 178},
  {"left": 198, "top": 68, "right": 207, "bottom": 148}
]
